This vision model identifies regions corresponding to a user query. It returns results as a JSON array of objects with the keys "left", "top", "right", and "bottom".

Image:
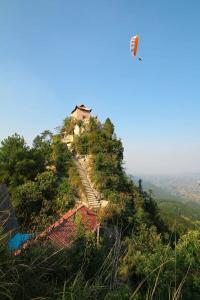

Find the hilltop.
[{"left": 0, "top": 105, "right": 200, "bottom": 299}]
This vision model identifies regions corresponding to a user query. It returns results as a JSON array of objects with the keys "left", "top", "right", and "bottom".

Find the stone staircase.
[{"left": 74, "top": 158, "right": 101, "bottom": 209}]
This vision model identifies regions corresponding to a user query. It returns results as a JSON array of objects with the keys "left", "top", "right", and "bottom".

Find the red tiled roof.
[
  {"left": 40, "top": 204, "right": 98, "bottom": 247},
  {"left": 13, "top": 205, "right": 99, "bottom": 255}
]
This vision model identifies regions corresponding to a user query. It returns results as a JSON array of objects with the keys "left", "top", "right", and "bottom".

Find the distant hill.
[
  {"left": 157, "top": 199, "right": 200, "bottom": 234},
  {"left": 130, "top": 175, "right": 184, "bottom": 202},
  {"left": 131, "top": 175, "right": 200, "bottom": 233},
  {"left": 138, "top": 173, "right": 200, "bottom": 202}
]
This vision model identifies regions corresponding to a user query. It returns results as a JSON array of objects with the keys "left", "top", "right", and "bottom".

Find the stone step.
[
  {"left": 88, "top": 201, "right": 99, "bottom": 204},
  {"left": 86, "top": 194, "right": 95, "bottom": 198},
  {"left": 82, "top": 183, "right": 93, "bottom": 189},
  {"left": 88, "top": 198, "right": 97, "bottom": 202},
  {"left": 84, "top": 186, "right": 93, "bottom": 190},
  {"left": 80, "top": 179, "right": 90, "bottom": 184},
  {"left": 83, "top": 188, "right": 94, "bottom": 193},
  {"left": 88, "top": 200, "right": 98, "bottom": 204},
  {"left": 82, "top": 182, "right": 90, "bottom": 186},
  {"left": 82, "top": 180, "right": 92, "bottom": 185},
  {"left": 81, "top": 181, "right": 90, "bottom": 185},
  {"left": 87, "top": 194, "right": 96, "bottom": 197},
  {"left": 88, "top": 198, "right": 99, "bottom": 203}
]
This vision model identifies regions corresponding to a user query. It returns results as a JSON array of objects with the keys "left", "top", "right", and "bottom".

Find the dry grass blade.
[
  {"left": 172, "top": 264, "right": 191, "bottom": 300},
  {"left": 130, "top": 259, "right": 173, "bottom": 300}
]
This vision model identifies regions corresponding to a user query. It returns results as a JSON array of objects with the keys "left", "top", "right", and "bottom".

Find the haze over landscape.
[{"left": 1, "top": 0, "right": 200, "bottom": 175}]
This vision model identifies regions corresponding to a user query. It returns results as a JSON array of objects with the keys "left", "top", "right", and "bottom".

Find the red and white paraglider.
[{"left": 130, "top": 35, "right": 142, "bottom": 62}]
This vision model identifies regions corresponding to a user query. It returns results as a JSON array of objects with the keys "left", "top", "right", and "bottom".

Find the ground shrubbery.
[
  {"left": 1, "top": 221, "right": 200, "bottom": 299},
  {"left": 1, "top": 117, "right": 200, "bottom": 299}
]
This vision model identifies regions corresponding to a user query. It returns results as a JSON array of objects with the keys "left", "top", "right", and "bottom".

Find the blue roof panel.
[{"left": 9, "top": 233, "right": 35, "bottom": 251}]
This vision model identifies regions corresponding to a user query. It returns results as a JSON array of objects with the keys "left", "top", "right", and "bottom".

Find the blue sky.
[{"left": 0, "top": 0, "right": 200, "bottom": 174}]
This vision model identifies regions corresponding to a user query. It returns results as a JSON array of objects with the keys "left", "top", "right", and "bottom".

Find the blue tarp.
[{"left": 8, "top": 232, "right": 35, "bottom": 251}]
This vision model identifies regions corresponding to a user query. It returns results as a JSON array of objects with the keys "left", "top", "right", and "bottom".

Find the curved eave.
[{"left": 71, "top": 106, "right": 92, "bottom": 114}]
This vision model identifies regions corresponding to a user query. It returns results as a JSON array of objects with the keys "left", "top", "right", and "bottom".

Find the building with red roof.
[
  {"left": 40, "top": 204, "right": 98, "bottom": 247},
  {"left": 14, "top": 204, "right": 99, "bottom": 255}
]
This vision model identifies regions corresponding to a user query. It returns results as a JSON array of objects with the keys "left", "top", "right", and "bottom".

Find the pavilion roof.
[{"left": 71, "top": 104, "right": 92, "bottom": 114}]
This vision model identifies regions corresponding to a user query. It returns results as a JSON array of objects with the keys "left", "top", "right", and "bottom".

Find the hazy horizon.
[{"left": 1, "top": 1, "right": 200, "bottom": 175}]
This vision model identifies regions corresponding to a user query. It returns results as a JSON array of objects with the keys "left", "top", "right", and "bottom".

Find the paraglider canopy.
[
  {"left": 130, "top": 34, "right": 142, "bottom": 62},
  {"left": 130, "top": 35, "right": 139, "bottom": 56}
]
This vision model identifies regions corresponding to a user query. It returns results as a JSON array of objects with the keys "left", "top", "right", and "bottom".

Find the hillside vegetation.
[
  {"left": 157, "top": 199, "right": 200, "bottom": 234},
  {"left": 132, "top": 175, "right": 200, "bottom": 234},
  {"left": 0, "top": 117, "right": 200, "bottom": 299}
]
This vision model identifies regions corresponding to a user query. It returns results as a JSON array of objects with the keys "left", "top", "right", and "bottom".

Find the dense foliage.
[
  {"left": 0, "top": 131, "right": 82, "bottom": 231},
  {"left": 1, "top": 116, "right": 200, "bottom": 299},
  {"left": 0, "top": 134, "right": 45, "bottom": 189}
]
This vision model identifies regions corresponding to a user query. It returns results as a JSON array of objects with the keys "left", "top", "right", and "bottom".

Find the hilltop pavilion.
[{"left": 71, "top": 104, "right": 92, "bottom": 121}]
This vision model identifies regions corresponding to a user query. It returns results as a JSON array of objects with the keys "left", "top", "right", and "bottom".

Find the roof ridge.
[
  {"left": 39, "top": 204, "right": 88, "bottom": 237},
  {"left": 71, "top": 105, "right": 92, "bottom": 114}
]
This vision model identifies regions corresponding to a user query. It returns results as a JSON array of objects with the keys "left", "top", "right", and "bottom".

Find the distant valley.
[
  {"left": 134, "top": 173, "right": 200, "bottom": 202},
  {"left": 131, "top": 173, "right": 200, "bottom": 233}
]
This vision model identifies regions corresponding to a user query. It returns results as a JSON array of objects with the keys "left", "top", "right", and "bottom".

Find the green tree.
[
  {"left": 36, "top": 170, "right": 57, "bottom": 200},
  {"left": 0, "top": 134, "right": 44, "bottom": 189},
  {"left": 51, "top": 140, "right": 72, "bottom": 177},
  {"left": 54, "top": 179, "right": 75, "bottom": 214},
  {"left": 74, "top": 134, "right": 89, "bottom": 155},
  {"left": 12, "top": 171, "right": 58, "bottom": 229},
  {"left": 61, "top": 117, "right": 76, "bottom": 135},
  {"left": 13, "top": 181, "right": 44, "bottom": 228},
  {"left": 103, "top": 118, "right": 114, "bottom": 136},
  {"left": 33, "top": 130, "right": 53, "bottom": 166}
]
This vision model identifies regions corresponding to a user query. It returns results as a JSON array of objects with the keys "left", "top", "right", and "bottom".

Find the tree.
[
  {"left": 103, "top": 118, "right": 114, "bottom": 136},
  {"left": 138, "top": 179, "right": 143, "bottom": 194},
  {"left": 88, "top": 117, "right": 100, "bottom": 132},
  {"left": 36, "top": 171, "right": 58, "bottom": 200},
  {"left": 54, "top": 179, "right": 75, "bottom": 214},
  {"left": 61, "top": 117, "right": 76, "bottom": 135},
  {"left": 13, "top": 171, "right": 58, "bottom": 229},
  {"left": 51, "top": 141, "right": 72, "bottom": 177},
  {"left": 13, "top": 181, "right": 44, "bottom": 228},
  {"left": 0, "top": 134, "right": 44, "bottom": 189},
  {"left": 33, "top": 130, "right": 53, "bottom": 166},
  {"left": 74, "top": 134, "right": 89, "bottom": 155}
]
